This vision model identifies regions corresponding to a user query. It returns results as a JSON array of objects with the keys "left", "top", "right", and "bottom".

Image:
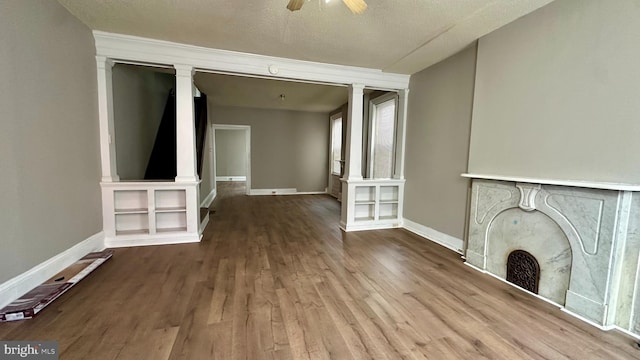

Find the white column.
[
  {"left": 343, "top": 84, "right": 365, "bottom": 180},
  {"left": 174, "top": 64, "right": 198, "bottom": 182},
  {"left": 341, "top": 84, "right": 365, "bottom": 229},
  {"left": 96, "top": 56, "right": 119, "bottom": 182},
  {"left": 394, "top": 88, "right": 409, "bottom": 179}
]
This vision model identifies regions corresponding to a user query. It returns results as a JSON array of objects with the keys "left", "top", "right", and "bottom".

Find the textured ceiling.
[
  {"left": 57, "top": 0, "right": 555, "bottom": 74},
  {"left": 58, "top": 0, "right": 555, "bottom": 112},
  {"left": 194, "top": 73, "right": 348, "bottom": 113}
]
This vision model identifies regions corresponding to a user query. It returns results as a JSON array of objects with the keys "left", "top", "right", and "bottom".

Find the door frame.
[
  {"left": 212, "top": 124, "right": 251, "bottom": 195},
  {"left": 328, "top": 112, "right": 343, "bottom": 199}
]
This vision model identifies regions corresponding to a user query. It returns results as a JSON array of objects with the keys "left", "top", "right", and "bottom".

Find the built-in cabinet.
[
  {"left": 342, "top": 179, "right": 404, "bottom": 231},
  {"left": 102, "top": 182, "right": 200, "bottom": 247}
]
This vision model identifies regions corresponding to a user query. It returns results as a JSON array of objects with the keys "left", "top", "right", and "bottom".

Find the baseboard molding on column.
[
  {"left": 200, "top": 212, "right": 209, "bottom": 234},
  {"left": 295, "top": 190, "right": 328, "bottom": 195},
  {"left": 249, "top": 188, "right": 327, "bottom": 196},
  {"left": 104, "top": 233, "right": 200, "bottom": 248},
  {"left": 0, "top": 231, "right": 105, "bottom": 309},
  {"left": 402, "top": 218, "right": 464, "bottom": 254},
  {"left": 200, "top": 188, "right": 217, "bottom": 208},
  {"left": 216, "top": 176, "right": 246, "bottom": 182}
]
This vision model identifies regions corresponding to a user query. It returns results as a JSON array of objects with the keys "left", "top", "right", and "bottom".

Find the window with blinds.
[{"left": 369, "top": 94, "right": 397, "bottom": 179}]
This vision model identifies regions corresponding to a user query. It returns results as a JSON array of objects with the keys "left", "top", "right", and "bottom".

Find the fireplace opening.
[{"left": 506, "top": 250, "right": 540, "bottom": 294}]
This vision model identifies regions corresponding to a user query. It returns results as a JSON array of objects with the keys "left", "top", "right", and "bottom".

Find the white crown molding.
[
  {"left": 93, "top": 31, "right": 410, "bottom": 90},
  {"left": 462, "top": 173, "right": 640, "bottom": 191},
  {"left": 0, "top": 232, "right": 105, "bottom": 309}
]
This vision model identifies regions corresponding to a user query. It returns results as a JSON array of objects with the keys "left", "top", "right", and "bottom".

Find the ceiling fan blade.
[
  {"left": 342, "top": 0, "right": 367, "bottom": 14},
  {"left": 287, "top": 0, "right": 305, "bottom": 11}
]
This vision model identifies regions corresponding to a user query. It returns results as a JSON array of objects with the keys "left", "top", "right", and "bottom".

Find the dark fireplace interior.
[{"left": 506, "top": 250, "right": 540, "bottom": 294}]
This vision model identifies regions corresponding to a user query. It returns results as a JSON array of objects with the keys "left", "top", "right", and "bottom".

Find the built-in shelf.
[
  {"left": 102, "top": 182, "right": 200, "bottom": 247},
  {"left": 342, "top": 179, "right": 404, "bottom": 231},
  {"left": 355, "top": 186, "right": 375, "bottom": 203},
  {"left": 114, "top": 212, "right": 148, "bottom": 234},
  {"left": 379, "top": 202, "right": 398, "bottom": 221},
  {"left": 156, "top": 207, "right": 187, "bottom": 212},
  {"left": 156, "top": 211, "right": 187, "bottom": 232},
  {"left": 115, "top": 229, "right": 149, "bottom": 236},
  {"left": 379, "top": 186, "right": 399, "bottom": 202},
  {"left": 155, "top": 189, "right": 186, "bottom": 209},
  {"left": 156, "top": 227, "right": 188, "bottom": 233},
  {"left": 355, "top": 203, "right": 375, "bottom": 221},
  {"left": 114, "top": 208, "right": 148, "bottom": 214},
  {"left": 114, "top": 190, "right": 148, "bottom": 213}
]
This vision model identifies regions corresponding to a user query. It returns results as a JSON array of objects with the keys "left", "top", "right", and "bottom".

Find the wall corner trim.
[
  {"left": 201, "top": 188, "right": 217, "bottom": 208},
  {"left": 0, "top": 232, "right": 105, "bottom": 309},
  {"left": 402, "top": 218, "right": 464, "bottom": 254}
]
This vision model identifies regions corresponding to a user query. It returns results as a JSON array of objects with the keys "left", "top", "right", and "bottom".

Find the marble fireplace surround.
[{"left": 463, "top": 174, "right": 640, "bottom": 338}]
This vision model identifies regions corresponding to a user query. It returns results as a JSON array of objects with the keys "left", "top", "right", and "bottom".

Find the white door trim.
[{"left": 213, "top": 124, "right": 251, "bottom": 195}]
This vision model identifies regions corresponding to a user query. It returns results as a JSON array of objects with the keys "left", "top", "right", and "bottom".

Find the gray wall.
[
  {"left": 0, "top": 1, "right": 101, "bottom": 283},
  {"left": 403, "top": 45, "right": 477, "bottom": 240},
  {"left": 112, "top": 65, "right": 174, "bottom": 180},
  {"left": 215, "top": 129, "right": 248, "bottom": 177},
  {"left": 468, "top": 0, "right": 640, "bottom": 183},
  {"left": 211, "top": 105, "right": 329, "bottom": 192}
]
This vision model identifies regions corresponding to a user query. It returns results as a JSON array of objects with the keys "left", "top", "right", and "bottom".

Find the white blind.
[
  {"left": 331, "top": 117, "right": 342, "bottom": 175},
  {"left": 372, "top": 99, "right": 396, "bottom": 178}
]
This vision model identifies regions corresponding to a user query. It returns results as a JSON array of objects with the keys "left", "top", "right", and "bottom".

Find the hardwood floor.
[{"left": 1, "top": 181, "right": 639, "bottom": 359}]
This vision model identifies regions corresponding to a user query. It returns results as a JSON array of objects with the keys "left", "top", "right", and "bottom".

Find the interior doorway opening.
[{"left": 213, "top": 125, "right": 251, "bottom": 196}]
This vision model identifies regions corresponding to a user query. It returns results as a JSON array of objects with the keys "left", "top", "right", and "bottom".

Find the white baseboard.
[
  {"left": 465, "top": 261, "right": 562, "bottom": 308},
  {"left": 402, "top": 218, "right": 464, "bottom": 254},
  {"left": 464, "top": 262, "right": 640, "bottom": 340},
  {"left": 249, "top": 188, "right": 327, "bottom": 195},
  {"left": 104, "top": 233, "right": 200, "bottom": 248},
  {"left": 294, "top": 191, "right": 328, "bottom": 195},
  {"left": 0, "top": 231, "right": 105, "bottom": 309},
  {"left": 339, "top": 221, "right": 400, "bottom": 232},
  {"left": 216, "top": 176, "right": 246, "bottom": 182},
  {"left": 249, "top": 188, "right": 296, "bottom": 195},
  {"left": 249, "top": 188, "right": 326, "bottom": 196},
  {"left": 200, "top": 212, "right": 210, "bottom": 233},
  {"left": 200, "top": 188, "right": 217, "bottom": 208}
]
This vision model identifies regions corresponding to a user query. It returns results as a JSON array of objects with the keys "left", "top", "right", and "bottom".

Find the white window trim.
[{"left": 367, "top": 92, "right": 399, "bottom": 179}]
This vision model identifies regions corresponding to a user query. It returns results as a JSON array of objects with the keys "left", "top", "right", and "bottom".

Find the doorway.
[{"left": 213, "top": 124, "right": 251, "bottom": 195}]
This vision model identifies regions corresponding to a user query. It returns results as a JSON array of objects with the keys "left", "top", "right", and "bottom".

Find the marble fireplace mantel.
[
  {"left": 462, "top": 173, "right": 640, "bottom": 191},
  {"left": 462, "top": 173, "right": 640, "bottom": 338}
]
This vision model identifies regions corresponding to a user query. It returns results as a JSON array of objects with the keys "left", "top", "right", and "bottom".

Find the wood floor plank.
[
  {"left": 276, "top": 287, "right": 314, "bottom": 360},
  {"left": 115, "top": 326, "right": 180, "bottom": 360},
  {"left": 207, "top": 258, "right": 234, "bottom": 324},
  {"left": 1, "top": 181, "right": 638, "bottom": 359}
]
